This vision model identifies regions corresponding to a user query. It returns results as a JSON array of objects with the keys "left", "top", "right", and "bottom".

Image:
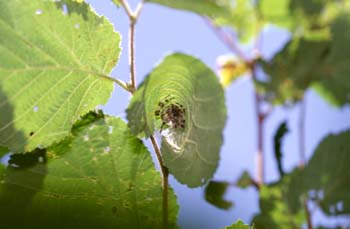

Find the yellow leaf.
[{"left": 217, "top": 54, "right": 249, "bottom": 87}]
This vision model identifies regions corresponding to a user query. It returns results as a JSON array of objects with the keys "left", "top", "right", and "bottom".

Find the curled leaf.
[{"left": 127, "top": 53, "right": 227, "bottom": 187}]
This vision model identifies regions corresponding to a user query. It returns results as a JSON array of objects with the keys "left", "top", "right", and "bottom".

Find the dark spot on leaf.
[
  {"left": 29, "top": 131, "right": 34, "bottom": 136},
  {"left": 155, "top": 110, "right": 160, "bottom": 116}
]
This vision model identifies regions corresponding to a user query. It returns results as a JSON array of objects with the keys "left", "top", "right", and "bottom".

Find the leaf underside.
[
  {"left": 127, "top": 53, "right": 227, "bottom": 187},
  {"left": 0, "top": 0, "right": 121, "bottom": 153}
]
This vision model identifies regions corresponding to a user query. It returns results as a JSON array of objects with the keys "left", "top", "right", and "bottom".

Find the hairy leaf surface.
[{"left": 0, "top": 0, "right": 121, "bottom": 152}]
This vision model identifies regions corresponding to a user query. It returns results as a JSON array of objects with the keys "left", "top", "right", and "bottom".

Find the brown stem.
[
  {"left": 303, "top": 196, "right": 313, "bottom": 229},
  {"left": 252, "top": 66, "right": 265, "bottom": 186},
  {"left": 204, "top": 17, "right": 266, "bottom": 186},
  {"left": 203, "top": 18, "right": 248, "bottom": 61},
  {"left": 150, "top": 135, "right": 169, "bottom": 229},
  {"left": 120, "top": 1, "right": 169, "bottom": 228},
  {"left": 119, "top": 0, "right": 133, "bottom": 19},
  {"left": 129, "top": 22, "right": 136, "bottom": 90},
  {"left": 299, "top": 98, "right": 306, "bottom": 168}
]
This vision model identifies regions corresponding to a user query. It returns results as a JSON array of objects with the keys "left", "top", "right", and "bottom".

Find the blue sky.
[{"left": 86, "top": 0, "right": 350, "bottom": 228}]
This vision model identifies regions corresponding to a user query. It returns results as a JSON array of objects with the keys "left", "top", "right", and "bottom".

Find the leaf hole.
[
  {"left": 33, "top": 106, "right": 39, "bottom": 112},
  {"left": 83, "top": 134, "right": 89, "bottom": 141},
  {"left": 35, "top": 9, "right": 43, "bottom": 15},
  {"left": 62, "top": 4, "right": 68, "bottom": 15},
  {"left": 336, "top": 201, "right": 344, "bottom": 212},
  {"left": 103, "top": 146, "right": 111, "bottom": 153},
  {"left": 108, "top": 126, "right": 113, "bottom": 134}
]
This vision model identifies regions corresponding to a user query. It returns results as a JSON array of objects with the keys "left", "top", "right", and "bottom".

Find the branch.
[
  {"left": 150, "top": 135, "right": 169, "bottom": 229},
  {"left": 120, "top": 0, "right": 145, "bottom": 91},
  {"left": 119, "top": 1, "right": 168, "bottom": 228},
  {"left": 203, "top": 18, "right": 248, "bottom": 62},
  {"left": 98, "top": 74, "right": 131, "bottom": 92},
  {"left": 119, "top": 0, "right": 133, "bottom": 19},
  {"left": 252, "top": 65, "right": 265, "bottom": 187},
  {"left": 134, "top": 0, "right": 145, "bottom": 20},
  {"left": 303, "top": 196, "right": 313, "bottom": 229},
  {"left": 129, "top": 22, "right": 136, "bottom": 90}
]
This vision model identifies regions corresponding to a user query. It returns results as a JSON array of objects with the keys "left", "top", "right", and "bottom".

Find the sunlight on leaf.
[{"left": 0, "top": 0, "right": 121, "bottom": 153}]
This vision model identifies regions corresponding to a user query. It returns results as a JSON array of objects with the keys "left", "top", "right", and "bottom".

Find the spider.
[{"left": 154, "top": 96, "right": 186, "bottom": 132}]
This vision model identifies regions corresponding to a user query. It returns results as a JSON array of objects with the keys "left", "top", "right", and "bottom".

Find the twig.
[
  {"left": 303, "top": 196, "right": 313, "bottom": 229},
  {"left": 120, "top": 0, "right": 142, "bottom": 91},
  {"left": 119, "top": 1, "right": 169, "bottom": 228},
  {"left": 134, "top": 0, "right": 145, "bottom": 20},
  {"left": 129, "top": 22, "right": 136, "bottom": 90},
  {"left": 203, "top": 18, "right": 248, "bottom": 61},
  {"left": 204, "top": 15, "right": 267, "bottom": 186},
  {"left": 150, "top": 135, "right": 169, "bottom": 229},
  {"left": 252, "top": 65, "right": 265, "bottom": 186},
  {"left": 118, "top": 0, "right": 133, "bottom": 19}
]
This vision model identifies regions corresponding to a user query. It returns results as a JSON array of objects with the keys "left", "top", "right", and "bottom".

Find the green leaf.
[
  {"left": 259, "top": 0, "right": 348, "bottom": 41},
  {"left": 290, "top": 0, "right": 326, "bottom": 16},
  {"left": 111, "top": 0, "right": 121, "bottom": 7},
  {"left": 0, "top": 145, "right": 9, "bottom": 158},
  {"left": 214, "top": 0, "right": 258, "bottom": 43},
  {"left": 258, "top": 0, "right": 295, "bottom": 29},
  {"left": 259, "top": 38, "right": 330, "bottom": 104},
  {"left": 252, "top": 169, "right": 305, "bottom": 229},
  {"left": 273, "top": 121, "right": 288, "bottom": 177},
  {"left": 0, "top": 116, "right": 178, "bottom": 228},
  {"left": 304, "top": 131, "right": 350, "bottom": 215},
  {"left": 0, "top": 0, "right": 121, "bottom": 153},
  {"left": 260, "top": 13, "right": 350, "bottom": 106},
  {"left": 313, "top": 15, "right": 350, "bottom": 106},
  {"left": 236, "top": 171, "right": 253, "bottom": 189},
  {"left": 127, "top": 53, "right": 227, "bottom": 187},
  {"left": 147, "top": 0, "right": 258, "bottom": 42},
  {"left": 146, "top": 0, "right": 233, "bottom": 20},
  {"left": 205, "top": 181, "right": 233, "bottom": 210},
  {"left": 222, "top": 219, "right": 251, "bottom": 229}
]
